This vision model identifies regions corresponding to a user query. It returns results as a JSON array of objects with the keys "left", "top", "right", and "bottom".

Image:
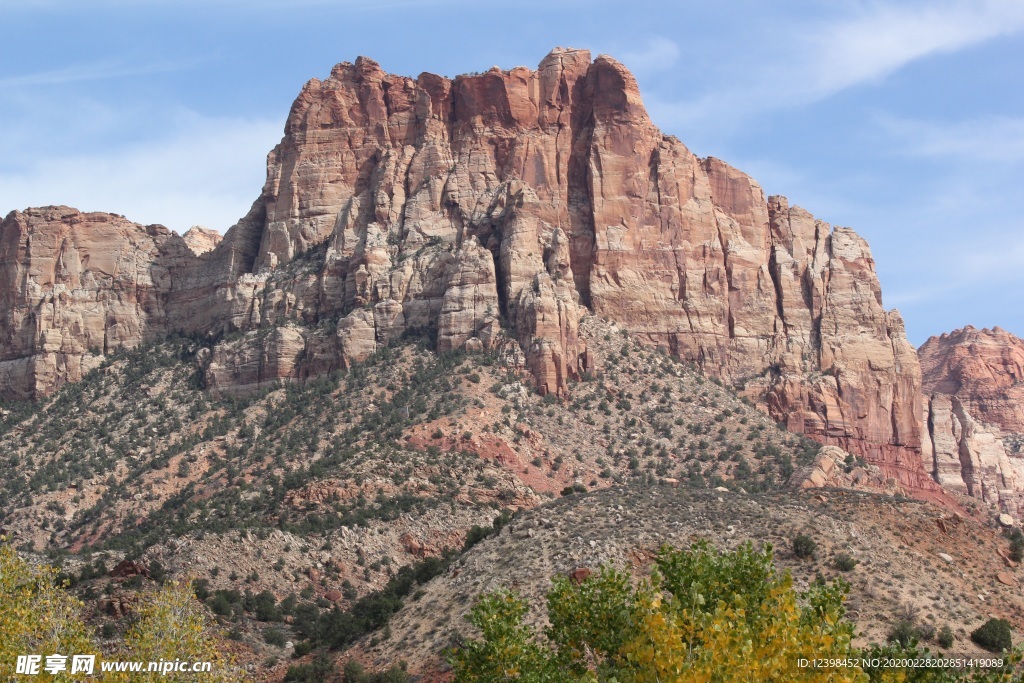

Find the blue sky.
[{"left": 1, "top": 0, "right": 1021, "bottom": 345}]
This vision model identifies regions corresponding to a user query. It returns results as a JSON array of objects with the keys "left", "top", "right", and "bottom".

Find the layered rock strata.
[
  {"left": 0, "top": 49, "right": 936, "bottom": 491},
  {"left": 0, "top": 207, "right": 192, "bottom": 399},
  {"left": 922, "top": 394, "right": 1024, "bottom": 514},
  {"left": 920, "top": 326, "right": 1024, "bottom": 511},
  {"left": 920, "top": 326, "right": 1024, "bottom": 435}
]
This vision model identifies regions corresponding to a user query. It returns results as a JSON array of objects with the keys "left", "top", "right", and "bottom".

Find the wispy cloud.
[
  {"left": 802, "top": 0, "right": 1024, "bottom": 98},
  {"left": 614, "top": 37, "right": 680, "bottom": 74},
  {"left": 649, "top": 0, "right": 1024, "bottom": 129},
  {"left": 879, "top": 115, "right": 1024, "bottom": 164},
  {"left": 0, "top": 113, "right": 282, "bottom": 233},
  {"left": 0, "top": 57, "right": 199, "bottom": 89}
]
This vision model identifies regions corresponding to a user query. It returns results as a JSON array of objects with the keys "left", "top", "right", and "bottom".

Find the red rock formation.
[
  {"left": 920, "top": 326, "right": 1024, "bottom": 435},
  {"left": 920, "top": 326, "right": 1024, "bottom": 512},
  {"left": 0, "top": 207, "right": 192, "bottom": 399},
  {"left": 0, "top": 49, "right": 937, "bottom": 492}
]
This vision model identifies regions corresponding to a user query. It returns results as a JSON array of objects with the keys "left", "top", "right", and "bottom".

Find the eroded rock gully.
[{"left": 0, "top": 48, "right": 938, "bottom": 492}]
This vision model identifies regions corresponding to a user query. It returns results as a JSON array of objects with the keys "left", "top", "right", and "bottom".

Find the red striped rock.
[{"left": 0, "top": 49, "right": 939, "bottom": 494}]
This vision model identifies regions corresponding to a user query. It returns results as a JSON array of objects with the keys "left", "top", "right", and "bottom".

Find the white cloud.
[
  {"left": 0, "top": 114, "right": 282, "bottom": 233},
  {"left": 802, "top": 0, "right": 1024, "bottom": 98},
  {"left": 614, "top": 37, "right": 680, "bottom": 74},
  {"left": 650, "top": 0, "right": 1024, "bottom": 129},
  {"left": 879, "top": 115, "right": 1024, "bottom": 164},
  {"left": 0, "top": 58, "right": 196, "bottom": 89}
]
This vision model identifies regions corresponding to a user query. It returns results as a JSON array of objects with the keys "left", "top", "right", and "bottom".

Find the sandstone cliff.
[
  {"left": 921, "top": 393, "right": 1023, "bottom": 514},
  {"left": 919, "top": 326, "right": 1024, "bottom": 511},
  {"left": 181, "top": 226, "right": 222, "bottom": 256},
  {"left": 0, "top": 207, "right": 193, "bottom": 399},
  {"left": 0, "top": 49, "right": 936, "bottom": 492},
  {"left": 920, "top": 326, "right": 1024, "bottom": 435}
]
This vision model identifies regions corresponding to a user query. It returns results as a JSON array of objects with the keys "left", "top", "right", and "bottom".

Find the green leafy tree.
[
  {"left": 1, "top": 542, "right": 239, "bottom": 682},
  {"left": 451, "top": 541, "right": 865, "bottom": 682},
  {"left": 1, "top": 543, "right": 97, "bottom": 681},
  {"left": 450, "top": 541, "right": 1024, "bottom": 682}
]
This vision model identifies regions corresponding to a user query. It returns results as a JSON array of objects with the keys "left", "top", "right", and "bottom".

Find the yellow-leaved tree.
[
  {"left": 2, "top": 541, "right": 238, "bottom": 682},
  {"left": 113, "top": 581, "right": 238, "bottom": 683},
  {"left": 449, "top": 541, "right": 1021, "bottom": 682},
  {"left": 1, "top": 543, "right": 98, "bottom": 681}
]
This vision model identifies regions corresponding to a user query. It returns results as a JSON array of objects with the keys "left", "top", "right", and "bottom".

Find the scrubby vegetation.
[
  {"left": 452, "top": 541, "right": 858, "bottom": 681},
  {"left": 792, "top": 533, "right": 817, "bottom": 559},
  {"left": 1, "top": 542, "right": 238, "bottom": 681},
  {"left": 0, "top": 318, "right": 853, "bottom": 676},
  {"left": 972, "top": 618, "right": 1013, "bottom": 653},
  {"left": 451, "top": 541, "right": 1023, "bottom": 682}
]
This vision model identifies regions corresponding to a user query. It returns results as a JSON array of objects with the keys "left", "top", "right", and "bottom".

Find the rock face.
[
  {"left": 920, "top": 326, "right": 1024, "bottom": 511},
  {"left": 788, "top": 444, "right": 894, "bottom": 493},
  {"left": 920, "top": 326, "right": 1024, "bottom": 435},
  {"left": 0, "top": 207, "right": 192, "bottom": 399},
  {"left": 922, "top": 393, "right": 1024, "bottom": 514},
  {"left": 0, "top": 49, "right": 936, "bottom": 492},
  {"left": 181, "top": 226, "right": 222, "bottom": 256}
]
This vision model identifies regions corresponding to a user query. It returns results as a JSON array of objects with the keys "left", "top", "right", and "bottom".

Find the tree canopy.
[
  {"left": 1, "top": 542, "right": 238, "bottom": 682},
  {"left": 449, "top": 541, "right": 1021, "bottom": 683}
]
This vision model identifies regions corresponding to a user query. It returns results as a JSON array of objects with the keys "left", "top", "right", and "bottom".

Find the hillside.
[
  {"left": 0, "top": 317, "right": 858, "bottom": 675},
  {"left": 1, "top": 48, "right": 935, "bottom": 494},
  {"left": 2, "top": 48, "right": 1023, "bottom": 682},
  {"left": 358, "top": 486, "right": 1024, "bottom": 679}
]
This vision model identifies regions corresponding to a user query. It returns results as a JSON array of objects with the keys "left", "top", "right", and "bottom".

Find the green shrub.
[
  {"left": 888, "top": 619, "right": 918, "bottom": 647},
  {"left": 560, "top": 483, "right": 587, "bottom": 496},
  {"left": 343, "top": 659, "right": 408, "bottom": 683},
  {"left": 971, "top": 618, "right": 1012, "bottom": 652},
  {"left": 253, "top": 589, "right": 282, "bottom": 621},
  {"left": 1006, "top": 528, "right": 1024, "bottom": 563},
  {"left": 937, "top": 625, "right": 954, "bottom": 649},
  {"left": 343, "top": 661, "right": 367, "bottom": 682},
  {"left": 192, "top": 578, "right": 211, "bottom": 601},
  {"left": 284, "top": 649, "right": 335, "bottom": 682},
  {"left": 464, "top": 525, "right": 492, "bottom": 550},
  {"left": 791, "top": 533, "right": 816, "bottom": 559},
  {"left": 264, "top": 627, "right": 287, "bottom": 647},
  {"left": 833, "top": 553, "right": 858, "bottom": 572}
]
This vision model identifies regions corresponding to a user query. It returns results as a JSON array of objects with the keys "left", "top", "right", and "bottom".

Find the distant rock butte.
[
  {"left": 920, "top": 326, "right": 1024, "bottom": 512},
  {"left": 920, "top": 326, "right": 1024, "bottom": 435},
  {"left": 0, "top": 48, "right": 938, "bottom": 493}
]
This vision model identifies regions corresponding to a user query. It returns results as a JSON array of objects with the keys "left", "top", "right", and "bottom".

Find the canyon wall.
[
  {"left": 920, "top": 326, "right": 1024, "bottom": 512},
  {"left": 0, "top": 49, "right": 936, "bottom": 491},
  {"left": 920, "top": 326, "right": 1024, "bottom": 435}
]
